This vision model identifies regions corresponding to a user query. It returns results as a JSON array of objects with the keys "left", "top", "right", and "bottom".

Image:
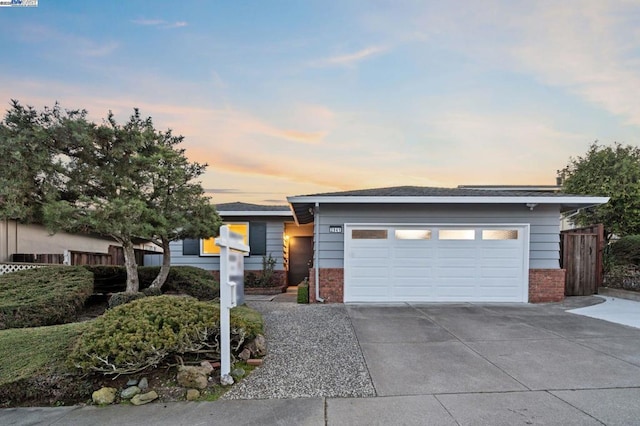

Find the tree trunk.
[
  {"left": 122, "top": 239, "right": 140, "bottom": 293},
  {"left": 150, "top": 236, "right": 171, "bottom": 289}
]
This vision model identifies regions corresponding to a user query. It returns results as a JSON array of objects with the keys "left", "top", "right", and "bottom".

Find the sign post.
[{"left": 216, "top": 225, "right": 249, "bottom": 385}]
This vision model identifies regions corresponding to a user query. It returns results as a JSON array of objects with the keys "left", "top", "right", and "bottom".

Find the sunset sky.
[{"left": 1, "top": 1, "right": 639, "bottom": 205}]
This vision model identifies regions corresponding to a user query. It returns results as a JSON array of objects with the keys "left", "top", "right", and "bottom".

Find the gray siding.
[
  {"left": 316, "top": 203, "right": 561, "bottom": 269},
  {"left": 170, "top": 219, "right": 286, "bottom": 271}
]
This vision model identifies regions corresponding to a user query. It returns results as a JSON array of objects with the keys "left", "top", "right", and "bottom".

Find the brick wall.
[
  {"left": 305, "top": 268, "right": 566, "bottom": 304},
  {"left": 308, "top": 268, "right": 344, "bottom": 303},
  {"left": 529, "top": 269, "right": 566, "bottom": 303},
  {"left": 210, "top": 270, "right": 287, "bottom": 286}
]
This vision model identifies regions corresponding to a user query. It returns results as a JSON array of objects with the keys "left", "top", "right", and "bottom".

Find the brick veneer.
[
  {"left": 529, "top": 269, "right": 566, "bottom": 303},
  {"left": 308, "top": 268, "right": 344, "bottom": 303},
  {"left": 210, "top": 270, "right": 287, "bottom": 287},
  {"left": 307, "top": 268, "right": 566, "bottom": 304}
]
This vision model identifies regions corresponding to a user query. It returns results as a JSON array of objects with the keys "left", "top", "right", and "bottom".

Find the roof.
[
  {"left": 287, "top": 186, "right": 609, "bottom": 224},
  {"left": 214, "top": 202, "right": 293, "bottom": 217},
  {"left": 458, "top": 185, "right": 561, "bottom": 192}
]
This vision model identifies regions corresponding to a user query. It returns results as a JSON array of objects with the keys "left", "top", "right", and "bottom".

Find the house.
[
  {"left": 0, "top": 219, "right": 161, "bottom": 266},
  {"left": 286, "top": 186, "right": 608, "bottom": 304},
  {"left": 169, "top": 202, "right": 314, "bottom": 286}
]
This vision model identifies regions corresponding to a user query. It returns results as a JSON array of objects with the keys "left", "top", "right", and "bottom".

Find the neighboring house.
[
  {"left": 169, "top": 202, "right": 314, "bottom": 286},
  {"left": 0, "top": 219, "right": 161, "bottom": 264},
  {"left": 287, "top": 186, "right": 608, "bottom": 304}
]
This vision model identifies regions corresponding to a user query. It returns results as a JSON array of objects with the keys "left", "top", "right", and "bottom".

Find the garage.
[
  {"left": 344, "top": 224, "right": 529, "bottom": 303},
  {"left": 287, "top": 186, "right": 609, "bottom": 304}
]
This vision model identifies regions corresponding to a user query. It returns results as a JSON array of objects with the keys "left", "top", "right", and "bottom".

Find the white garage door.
[{"left": 344, "top": 224, "right": 529, "bottom": 303}]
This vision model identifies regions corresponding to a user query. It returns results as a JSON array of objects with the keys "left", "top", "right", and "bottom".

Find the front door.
[{"left": 288, "top": 236, "right": 314, "bottom": 286}]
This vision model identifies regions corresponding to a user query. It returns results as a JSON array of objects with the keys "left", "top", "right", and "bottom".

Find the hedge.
[
  {"left": 85, "top": 265, "right": 219, "bottom": 300},
  {"left": 0, "top": 266, "right": 94, "bottom": 329}
]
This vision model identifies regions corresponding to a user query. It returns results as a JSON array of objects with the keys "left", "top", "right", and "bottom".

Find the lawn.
[{"left": 0, "top": 322, "right": 87, "bottom": 388}]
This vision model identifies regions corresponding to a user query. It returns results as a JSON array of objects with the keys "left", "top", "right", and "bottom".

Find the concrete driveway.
[{"left": 343, "top": 301, "right": 640, "bottom": 425}]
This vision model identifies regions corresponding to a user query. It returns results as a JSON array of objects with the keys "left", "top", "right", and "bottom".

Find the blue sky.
[{"left": 1, "top": 1, "right": 639, "bottom": 204}]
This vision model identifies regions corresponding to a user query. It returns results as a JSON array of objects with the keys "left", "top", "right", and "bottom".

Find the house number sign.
[{"left": 329, "top": 225, "right": 343, "bottom": 233}]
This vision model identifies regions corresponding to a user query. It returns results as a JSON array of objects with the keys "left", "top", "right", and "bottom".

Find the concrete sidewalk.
[{"left": 568, "top": 295, "right": 640, "bottom": 329}]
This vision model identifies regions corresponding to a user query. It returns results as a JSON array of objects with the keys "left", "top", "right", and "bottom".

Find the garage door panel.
[
  {"left": 437, "top": 247, "right": 479, "bottom": 258},
  {"left": 350, "top": 247, "right": 390, "bottom": 258},
  {"left": 393, "top": 247, "right": 435, "bottom": 258},
  {"left": 345, "top": 225, "right": 528, "bottom": 303},
  {"left": 392, "top": 267, "right": 433, "bottom": 278}
]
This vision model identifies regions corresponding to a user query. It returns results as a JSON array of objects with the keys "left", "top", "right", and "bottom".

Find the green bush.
[
  {"left": 609, "top": 235, "right": 640, "bottom": 266},
  {"left": 69, "top": 295, "right": 263, "bottom": 375},
  {"left": 83, "top": 265, "right": 128, "bottom": 294},
  {"left": 138, "top": 266, "right": 219, "bottom": 300},
  {"left": 0, "top": 266, "right": 94, "bottom": 329},
  {"left": 297, "top": 280, "right": 309, "bottom": 304},
  {"left": 108, "top": 291, "right": 146, "bottom": 309},
  {"left": 85, "top": 265, "right": 219, "bottom": 300}
]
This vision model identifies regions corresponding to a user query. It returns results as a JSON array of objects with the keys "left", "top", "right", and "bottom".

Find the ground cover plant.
[
  {"left": 70, "top": 296, "right": 263, "bottom": 375},
  {"left": 0, "top": 266, "right": 94, "bottom": 329}
]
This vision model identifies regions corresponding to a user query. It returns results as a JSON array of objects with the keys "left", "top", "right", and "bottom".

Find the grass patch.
[
  {"left": 0, "top": 322, "right": 86, "bottom": 387},
  {"left": 0, "top": 266, "right": 94, "bottom": 329}
]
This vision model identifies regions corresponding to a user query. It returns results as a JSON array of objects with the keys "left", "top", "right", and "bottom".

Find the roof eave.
[
  {"left": 218, "top": 211, "right": 293, "bottom": 217},
  {"left": 287, "top": 195, "right": 610, "bottom": 205}
]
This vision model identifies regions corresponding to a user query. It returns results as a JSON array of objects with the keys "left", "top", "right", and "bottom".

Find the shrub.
[
  {"left": 609, "top": 235, "right": 640, "bottom": 266},
  {"left": 138, "top": 266, "right": 219, "bottom": 300},
  {"left": 245, "top": 254, "right": 279, "bottom": 288},
  {"left": 69, "top": 295, "right": 263, "bottom": 375},
  {"left": 297, "top": 280, "right": 309, "bottom": 304},
  {"left": 108, "top": 292, "right": 146, "bottom": 309},
  {"left": 0, "top": 266, "right": 94, "bottom": 329},
  {"left": 85, "top": 265, "right": 219, "bottom": 300},
  {"left": 83, "top": 265, "right": 128, "bottom": 294}
]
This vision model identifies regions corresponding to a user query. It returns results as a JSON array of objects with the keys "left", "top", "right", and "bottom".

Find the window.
[
  {"left": 438, "top": 229, "right": 475, "bottom": 240},
  {"left": 201, "top": 222, "right": 249, "bottom": 256},
  {"left": 352, "top": 229, "right": 388, "bottom": 239},
  {"left": 249, "top": 222, "right": 267, "bottom": 255},
  {"left": 482, "top": 229, "right": 518, "bottom": 240},
  {"left": 182, "top": 238, "right": 200, "bottom": 255},
  {"left": 395, "top": 229, "right": 432, "bottom": 240}
]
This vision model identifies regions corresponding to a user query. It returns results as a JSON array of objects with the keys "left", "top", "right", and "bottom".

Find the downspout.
[{"left": 314, "top": 202, "right": 324, "bottom": 302}]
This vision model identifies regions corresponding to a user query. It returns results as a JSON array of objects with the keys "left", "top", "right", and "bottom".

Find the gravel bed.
[{"left": 221, "top": 302, "right": 376, "bottom": 399}]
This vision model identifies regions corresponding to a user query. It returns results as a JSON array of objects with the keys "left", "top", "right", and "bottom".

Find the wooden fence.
[
  {"left": 8, "top": 245, "right": 154, "bottom": 267},
  {"left": 560, "top": 224, "right": 604, "bottom": 296}
]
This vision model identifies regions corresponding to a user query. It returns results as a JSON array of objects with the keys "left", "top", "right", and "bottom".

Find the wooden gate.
[{"left": 560, "top": 224, "right": 604, "bottom": 296}]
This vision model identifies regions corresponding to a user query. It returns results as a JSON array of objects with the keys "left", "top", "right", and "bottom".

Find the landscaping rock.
[
  {"left": 231, "top": 368, "right": 245, "bottom": 379},
  {"left": 209, "top": 361, "right": 221, "bottom": 369},
  {"left": 92, "top": 387, "right": 117, "bottom": 405},
  {"left": 221, "top": 374, "right": 234, "bottom": 386},
  {"left": 120, "top": 386, "right": 140, "bottom": 400},
  {"left": 247, "top": 359, "right": 263, "bottom": 366},
  {"left": 138, "top": 377, "right": 149, "bottom": 391},
  {"left": 130, "top": 390, "right": 158, "bottom": 406},
  {"left": 176, "top": 362, "right": 213, "bottom": 389},
  {"left": 246, "top": 334, "right": 267, "bottom": 357},
  {"left": 126, "top": 379, "right": 139, "bottom": 387},
  {"left": 238, "top": 348, "right": 251, "bottom": 361},
  {"left": 186, "top": 389, "right": 200, "bottom": 401}
]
